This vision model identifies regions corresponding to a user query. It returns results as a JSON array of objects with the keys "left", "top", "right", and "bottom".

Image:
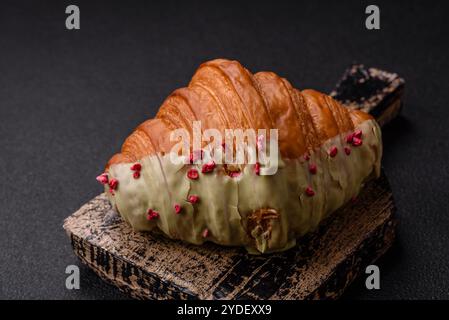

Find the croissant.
[{"left": 98, "top": 59, "right": 382, "bottom": 254}]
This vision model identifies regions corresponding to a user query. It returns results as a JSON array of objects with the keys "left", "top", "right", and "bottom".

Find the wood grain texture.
[
  {"left": 64, "top": 64, "right": 403, "bottom": 300},
  {"left": 330, "top": 64, "right": 405, "bottom": 127}
]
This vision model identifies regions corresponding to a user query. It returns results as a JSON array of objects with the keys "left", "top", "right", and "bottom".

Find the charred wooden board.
[
  {"left": 64, "top": 173, "right": 395, "bottom": 299},
  {"left": 64, "top": 64, "right": 404, "bottom": 300},
  {"left": 331, "top": 64, "right": 405, "bottom": 126}
]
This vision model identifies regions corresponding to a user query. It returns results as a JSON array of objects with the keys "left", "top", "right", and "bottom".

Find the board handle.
[{"left": 330, "top": 64, "right": 405, "bottom": 127}]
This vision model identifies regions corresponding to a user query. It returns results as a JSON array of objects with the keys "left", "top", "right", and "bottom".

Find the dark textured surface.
[{"left": 1, "top": 0, "right": 448, "bottom": 299}]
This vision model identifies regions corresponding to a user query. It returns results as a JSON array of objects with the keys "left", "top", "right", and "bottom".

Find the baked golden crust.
[
  {"left": 101, "top": 59, "right": 382, "bottom": 253},
  {"left": 107, "top": 59, "right": 372, "bottom": 168}
]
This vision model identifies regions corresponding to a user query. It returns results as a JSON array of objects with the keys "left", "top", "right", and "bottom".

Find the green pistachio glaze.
[{"left": 106, "top": 120, "right": 382, "bottom": 254}]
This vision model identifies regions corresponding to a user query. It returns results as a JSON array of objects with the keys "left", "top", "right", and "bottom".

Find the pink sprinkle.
[
  {"left": 229, "top": 171, "right": 242, "bottom": 178},
  {"left": 146, "top": 209, "right": 159, "bottom": 220},
  {"left": 309, "top": 163, "right": 317, "bottom": 174},
  {"left": 329, "top": 146, "right": 338, "bottom": 157},
  {"left": 201, "top": 161, "right": 216, "bottom": 173},
  {"left": 346, "top": 133, "right": 354, "bottom": 143},
  {"left": 174, "top": 204, "right": 182, "bottom": 214},
  {"left": 254, "top": 162, "right": 261, "bottom": 175},
  {"left": 133, "top": 171, "right": 140, "bottom": 179},
  {"left": 188, "top": 195, "right": 199, "bottom": 204},
  {"left": 344, "top": 146, "right": 351, "bottom": 155},
  {"left": 202, "top": 228, "right": 209, "bottom": 238},
  {"left": 130, "top": 163, "right": 142, "bottom": 171},
  {"left": 108, "top": 178, "right": 119, "bottom": 190},
  {"left": 96, "top": 173, "right": 109, "bottom": 185},
  {"left": 305, "top": 186, "right": 315, "bottom": 197},
  {"left": 352, "top": 137, "right": 363, "bottom": 146},
  {"left": 187, "top": 168, "right": 199, "bottom": 180}
]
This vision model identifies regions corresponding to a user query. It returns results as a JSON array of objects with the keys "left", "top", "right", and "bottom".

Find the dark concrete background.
[{"left": 1, "top": 0, "right": 448, "bottom": 299}]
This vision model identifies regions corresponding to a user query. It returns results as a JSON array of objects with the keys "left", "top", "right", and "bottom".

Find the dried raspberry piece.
[
  {"left": 96, "top": 173, "right": 108, "bottom": 185},
  {"left": 352, "top": 137, "right": 363, "bottom": 146},
  {"left": 108, "top": 178, "right": 119, "bottom": 190},
  {"left": 303, "top": 153, "right": 310, "bottom": 161},
  {"left": 133, "top": 171, "right": 140, "bottom": 179},
  {"left": 346, "top": 133, "right": 354, "bottom": 143},
  {"left": 187, "top": 168, "right": 199, "bottom": 180},
  {"left": 224, "top": 164, "right": 241, "bottom": 178},
  {"left": 202, "top": 228, "right": 209, "bottom": 238},
  {"left": 201, "top": 161, "right": 216, "bottom": 173},
  {"left": 347, "top": 130, "right": 362, "bottom": 144},
  {"left": 344, "top": 146, "right": 351, "bottom": 155},
  {"left": 309, "top": 163, "right": 317, "bottom": 174},
  {"left": 254, "top": 162, "right": 261, "bottom": 175},
  {"left": 146, "top": 209, "right": 159, "bottom": 220},
  {"left": 130, "top": 163, "right": 142, "bottom": 171},
  {"left": 188, "top": 195, "right": 199, "bottom": 204},
  {"left": 329, "top": 146, "right": 338, "bottom": 157},
  {"left": 305, "top": 186, "right": 315, "bottom": 197},
  {"left": 174, "top": 204, "right": 182, "bottom": 214}
]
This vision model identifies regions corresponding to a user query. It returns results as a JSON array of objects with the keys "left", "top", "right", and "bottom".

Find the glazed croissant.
[{"left": 98, "top": 59, "right": 382, "bottom": 254}]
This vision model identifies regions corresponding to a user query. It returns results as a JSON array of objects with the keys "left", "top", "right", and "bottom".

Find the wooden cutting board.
[{"left": 64, "top": 64, "right": 404, "bottom": 299}]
